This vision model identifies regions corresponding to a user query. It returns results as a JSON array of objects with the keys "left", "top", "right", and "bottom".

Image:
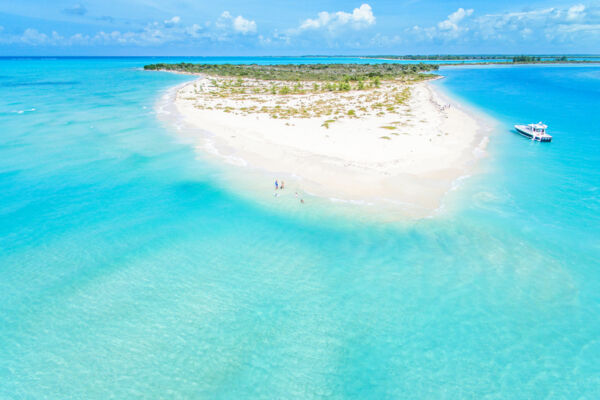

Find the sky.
[{"left": 0, "top": 0, "right": 599, "bottom": 55}]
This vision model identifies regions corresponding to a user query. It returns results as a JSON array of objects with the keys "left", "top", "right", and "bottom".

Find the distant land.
[
  {"left": 294, "top": 54, "right": 600, "bottom": 64},
  {"left": 361, "top": 55, "right": 600, "bottom": 64}
]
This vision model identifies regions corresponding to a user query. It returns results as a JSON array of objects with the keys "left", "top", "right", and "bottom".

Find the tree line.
[{"left": 143, "top": 63, "right": 439, "bottom": 81}]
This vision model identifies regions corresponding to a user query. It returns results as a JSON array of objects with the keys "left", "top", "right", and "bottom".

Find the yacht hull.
[{"left": 514, "top": 125, "right": 552, "bottom": 142}]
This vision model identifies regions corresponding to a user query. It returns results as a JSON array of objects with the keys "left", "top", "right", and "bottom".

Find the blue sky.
[{"left": 0, "top": 0, "right": 599, "bottom": 55}]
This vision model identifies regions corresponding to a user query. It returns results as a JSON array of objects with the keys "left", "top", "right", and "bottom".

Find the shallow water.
[{"left": 1, "top": 58, "right": 599, "bottom": 398}]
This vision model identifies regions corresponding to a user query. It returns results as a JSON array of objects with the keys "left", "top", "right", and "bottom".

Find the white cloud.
[
  {"left": 218, "top": 11, "right": 257, "bottom": 34},
  {"left": 0, "top": 8, "right": 262, "bottom": 47},
  {"left": 16, "top": 28, "right": 64, "bottom": 45},
  {"left": 437, "top": 8, "right": 473, "bottom": 31},
  {"left": 554, "top": 23, "right": 600, "bottom": 32},
  {"left": 21, "top": 28, "right": 49, "bottom": 44},
  {"left": 3, "top": 2, "right": 598, "bottom": 50},
  {"left": 69, "top": 33, "right": 91, "bottom": 45},
  {"left": 164, "top": 16, "right": 181, "bottom": 27},
  {"left": 566, "top": 4, "right": 586, "bottom": 21},
  {"left": 233, "top": 15, "right": 257, "bottom": 34},
  {"left": 218, "top": 11, "right": 232, "bottom": 26},
  {"left": 352, "top": 3, "right": 376, "bottom": 25},
  {"left": 475, "top": 4, "right": 600, "bottom": 42},
  {"left": 408, "top": 3, "right": 600, "bottom": 44},
  {"left": 300, "top": 12, "right": 331, "bottom": 30},
  {"left": 297, "top": 3, "right": 375, "bottom": 33},
  {"left": 369, "top": 32, "right": 403, "bottom": 47},
  {"left": 258, "top": 30, "right": 291, "bottom": 47},
  {"left": 410, "top": 7, "right": 474, "bottom": 40},
  {"left": 186, "top": 23, "right": 203, "bottom": 38}
]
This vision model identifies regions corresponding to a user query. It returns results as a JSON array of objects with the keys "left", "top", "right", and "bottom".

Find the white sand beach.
[{"left": 167, "top": 75, "right": 488, "bottom": 215}]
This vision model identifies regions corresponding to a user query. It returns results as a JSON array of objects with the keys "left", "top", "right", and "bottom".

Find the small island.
[
  {"left": 147, "top": 63, "right": 486, "bottom": 216},
  {"left": 360, "top": 54, "right": 598, "bottom": 64}
]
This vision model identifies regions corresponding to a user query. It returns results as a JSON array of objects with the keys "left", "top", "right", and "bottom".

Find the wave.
[{"left": 9, "top": 108, "right": 36, "bottom": 114}]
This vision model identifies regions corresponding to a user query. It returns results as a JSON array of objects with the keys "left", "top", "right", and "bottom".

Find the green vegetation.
[
  {"left": 364, "top": 55, "right": 511, "bottom": 60},
  {"left": 363, "top": 54, "right": 584, "bottom": 62},
  {"left": 512, "top": 55, "right": 542, "bottom": 62},
  {"left": 394, "top": 88, "right": 411, "bottom": 104},
  {"left": 321, "top": 119, "right": 336, "bottom": 129},
  {"left": 360, "top": 54, "right": 600, "bottom": 66},
  {"left": 144, "top": 62, "right": 439, "bottom": 81},
  {"left": 176, "top": 64, "right": 423, "bottom": 121},
  {"left": 512, "top": 55, "right": 571, "bottom": 63}
]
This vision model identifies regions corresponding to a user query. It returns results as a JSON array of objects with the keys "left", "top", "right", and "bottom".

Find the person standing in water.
[
  {"left": 281, "top": 181, "right": 285, "bottom": 190},
  {"left": 274, "top": 179, "right": 278, "bottom": 190}
]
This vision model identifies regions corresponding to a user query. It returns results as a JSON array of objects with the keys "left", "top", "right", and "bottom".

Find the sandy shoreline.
[{"left": 160, "top": 74, "right": 490, "bottom": 217}]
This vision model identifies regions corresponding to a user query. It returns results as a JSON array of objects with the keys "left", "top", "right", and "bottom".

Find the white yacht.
[{"left": 514, "top": 122, "right": 552, "bottom": 142}]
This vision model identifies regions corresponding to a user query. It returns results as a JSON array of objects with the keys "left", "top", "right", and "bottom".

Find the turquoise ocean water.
[{"left": 1, "top": 58, "right": 599, "bottom": 398}]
